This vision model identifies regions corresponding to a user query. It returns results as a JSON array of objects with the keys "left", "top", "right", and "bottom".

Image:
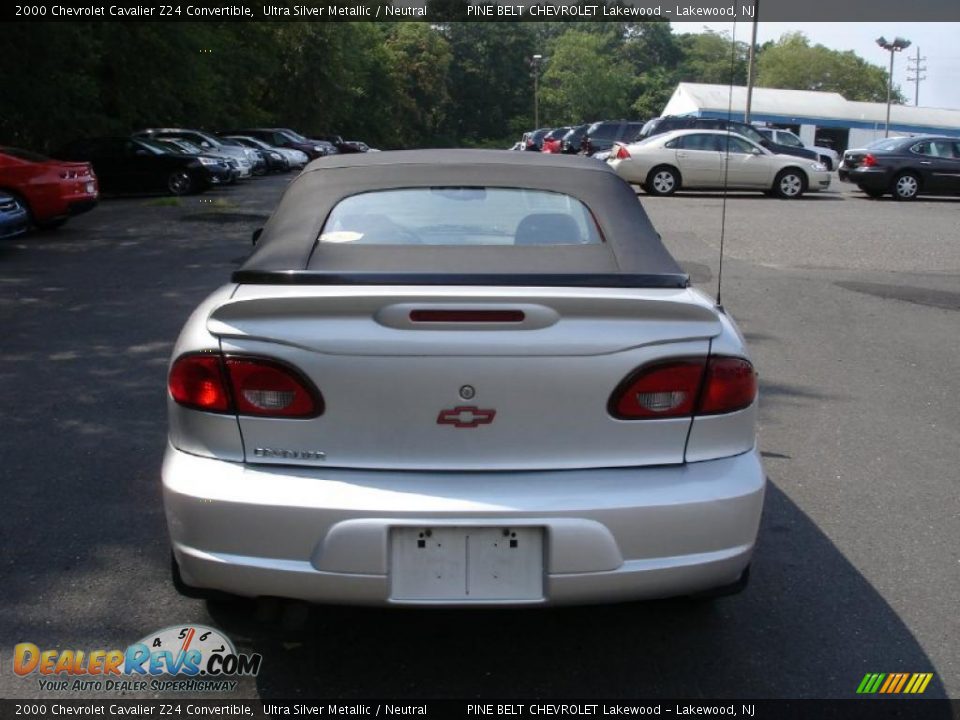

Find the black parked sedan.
[
  {"left": 55, "top": 137, "right": 220, "bottom": 195},
  {"left": 841, "top": 135, "right": 960, "bottom": 200}
]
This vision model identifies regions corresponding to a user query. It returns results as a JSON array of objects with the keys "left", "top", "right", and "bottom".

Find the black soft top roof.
[{"left": 235, "top": 149, "right": 687, "bottom": 288}]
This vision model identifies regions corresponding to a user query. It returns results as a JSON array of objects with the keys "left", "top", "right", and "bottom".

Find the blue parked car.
[{"left": 0, "top": 192, "right": 29, "bottom": 239}]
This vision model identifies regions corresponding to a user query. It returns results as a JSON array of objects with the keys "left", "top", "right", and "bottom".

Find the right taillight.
[
  {"left": 168, "top": 353, "right": 323, "bottom": 418},
  {"left": 697, "top": 357, "right": 757, "bottom": 415},
  {"left": 862, "top": 153, "right": 877, "bottom": 167},
  {"left": 609, "top": 357, "right": 756, "bottom": 420},
  {"left": 613, "top": 143, "right": 631, "bottom": 160}
]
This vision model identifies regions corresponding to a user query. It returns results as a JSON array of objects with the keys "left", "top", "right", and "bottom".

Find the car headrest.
[{"left": 514, "top": 213, "right": 581, "bottom": 246}]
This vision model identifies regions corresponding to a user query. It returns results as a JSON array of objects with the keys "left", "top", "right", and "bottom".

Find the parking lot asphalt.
[{"left": 0, "top": 175, "right": 957, "bottom": 702}]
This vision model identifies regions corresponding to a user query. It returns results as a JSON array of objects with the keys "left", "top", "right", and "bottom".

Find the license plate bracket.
[{"left": 390, "top": 526, "right": 543, "bottom": 601}]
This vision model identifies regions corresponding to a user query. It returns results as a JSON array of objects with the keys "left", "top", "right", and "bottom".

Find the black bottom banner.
[{"left": 0, "top": 700, "right": 957, "bottom": 720}]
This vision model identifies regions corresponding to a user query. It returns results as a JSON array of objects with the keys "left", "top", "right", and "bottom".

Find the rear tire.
[
  {"left": 773, "top": 168, "right": 806, "bottom": 199},
  {"left": 892, "top": 172, "right": 920, "bottom": 201},
  {"left": 644, "top": 166, "right": 680, "bottom": 196}
]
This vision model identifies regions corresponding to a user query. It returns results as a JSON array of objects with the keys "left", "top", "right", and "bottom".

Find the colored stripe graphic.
[
  {"left": 858, "top": 672, "right": 933, "bottom": 694},
  {"left": 879, "top": 674, "right": 896, "bottom": 693},
  {"left": 892, "top": 673, "right": 910, "bottom": 693}
]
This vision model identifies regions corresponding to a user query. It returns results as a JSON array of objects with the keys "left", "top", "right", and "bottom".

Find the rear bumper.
[
  {"left": 849, "top": 168, "right": 893, "bottom": 191},
  {"left": 163, "top": 445, "right": 766, "bottom": 606}
]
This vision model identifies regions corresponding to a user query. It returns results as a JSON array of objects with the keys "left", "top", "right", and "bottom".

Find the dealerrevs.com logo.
[{"left": 13, "top": 625, "right": 262, "bottom": 693}]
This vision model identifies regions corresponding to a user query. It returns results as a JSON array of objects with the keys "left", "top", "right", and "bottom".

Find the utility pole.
[
  {"left": 531, "top": 54, "right": 543, "bottom": 129},
  {"left": 744, "top": 0, "right": 760, "bottom": 124},
  {"left": 906, "top": 46, "right": 927, "bottom": 106}
]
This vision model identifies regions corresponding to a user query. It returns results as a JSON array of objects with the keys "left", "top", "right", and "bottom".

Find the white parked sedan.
[
  {"left": 164, "top": 150, "right": 765, "bottom": 607},
  {"left": 608, "top": 129, "right": 831, "bottom": 198}
]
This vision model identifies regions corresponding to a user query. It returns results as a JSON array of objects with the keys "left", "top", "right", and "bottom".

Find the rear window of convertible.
[{"left": 318, "top": 188, "right": 604, "bottom": 246}]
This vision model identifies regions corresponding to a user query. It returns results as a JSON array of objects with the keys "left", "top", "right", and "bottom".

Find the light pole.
[
  {"left": 531, "top": 54, "right": 543, "bottom": 129},
  {"left": 876, "top": 36, "right": 910, "bottom": 137},
  {"left": 744, "top": 0, "right": 760, "bottom": 124}
]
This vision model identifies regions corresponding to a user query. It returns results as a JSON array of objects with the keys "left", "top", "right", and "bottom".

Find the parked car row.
[
  {"left": 517, "top": 116, "right": 823, "bottom": 165},
  {"left": 518, "top": 116, "right": 960, "bottom": 201},
  {"left": 0, "top": 126, "right": 376, "bottom": 233}
]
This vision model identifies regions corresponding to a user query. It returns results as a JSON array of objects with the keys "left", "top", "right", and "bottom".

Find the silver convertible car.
[{"left": 164, "top": 150, "right": 765, "bottom": 606}]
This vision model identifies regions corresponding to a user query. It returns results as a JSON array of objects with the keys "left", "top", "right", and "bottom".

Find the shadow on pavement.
[{"left": 203, "top": 481, "right": 949, "bottom": 701}]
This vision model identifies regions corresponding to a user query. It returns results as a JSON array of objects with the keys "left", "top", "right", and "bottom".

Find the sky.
[{"left": 692, "top": 22, "right": 960, "bottom": 110}]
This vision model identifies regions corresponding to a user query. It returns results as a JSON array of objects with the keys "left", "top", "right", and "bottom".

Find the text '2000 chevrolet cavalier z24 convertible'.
[{"left": 164, "top": 149, "right": 765, "bottom": 607}]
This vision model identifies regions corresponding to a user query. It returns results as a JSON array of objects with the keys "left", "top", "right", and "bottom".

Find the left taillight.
[
  {"left": 168, "top": 354, "right": 231, "bottom": 413},
  {"left": 168, "top": 354, "right": 323, "bottom": 418}
]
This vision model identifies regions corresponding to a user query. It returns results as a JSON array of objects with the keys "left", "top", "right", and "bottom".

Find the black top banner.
[{"left": 2, "top": 0, "right": 960, "bottom": 22}]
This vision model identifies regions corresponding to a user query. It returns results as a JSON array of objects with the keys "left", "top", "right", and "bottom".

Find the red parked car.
[
  {"left": 0, "top": 146, "right": 99, "bottom": 228},
  {"left": 540, "top": 127, "right": 571, "bottom": 154}
]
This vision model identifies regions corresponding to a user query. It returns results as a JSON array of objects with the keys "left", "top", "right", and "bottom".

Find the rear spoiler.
[{"left": 230, "top": 271, "right": 691, "bottom": 289}]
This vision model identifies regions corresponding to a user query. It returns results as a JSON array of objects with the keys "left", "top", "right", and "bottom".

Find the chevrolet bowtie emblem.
[{"left": 436, "top": 406, "right": 496, "bottom": 428}]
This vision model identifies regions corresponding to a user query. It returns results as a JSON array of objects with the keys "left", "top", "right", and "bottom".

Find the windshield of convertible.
[{"left": 319, "top": 188, "right": 604, "bottom": 246}]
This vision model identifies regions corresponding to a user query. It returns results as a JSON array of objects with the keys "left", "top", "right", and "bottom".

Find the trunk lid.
[{"left": 209, "top": 285, "right": 722, "bottom": 471}]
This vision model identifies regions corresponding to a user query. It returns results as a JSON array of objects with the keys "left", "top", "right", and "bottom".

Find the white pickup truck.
[{"left": 757, "top": 128, "right": 840, "bottom": 171}]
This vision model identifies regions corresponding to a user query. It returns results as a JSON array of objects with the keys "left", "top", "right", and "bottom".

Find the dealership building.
[{"left": 662, "top": 83, "right": 960, "bottom": 152}]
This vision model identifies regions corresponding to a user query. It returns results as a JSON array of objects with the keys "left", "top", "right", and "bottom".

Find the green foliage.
[
  {"left": 757, "top": 32, "right": 902, "bottom": 103},
  {"left": 676, "top": 30, "right": 749, "bottom": 86},
  {"left": 440, "top": 22, "right": 538, "bottom": 141},
  {"left": 0, "top": 23, "right": 907, "bottom": 152},
  {"left": 384, "top": 23, "right": 453, "bottom": 146},
  {"left": 540, "top": 31, "right": 634, "bottom": 124}
]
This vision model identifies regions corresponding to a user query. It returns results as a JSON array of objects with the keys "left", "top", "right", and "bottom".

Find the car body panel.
[
  {"left": 641, "top": 116, "right": 818, "bottom": 161},
  {"left": 0, "top": 147, "right": 99, "bottom": 226},
  {"left": 843, "top": 135, "right": 960, "bottom": 198},
  {"left": 165, "top": 149, "right": 764, "bottom": 605},
  {"left": 609, "top": 130, "right": 830, "bottom": 194},
  {"left": 0, "top": 192, "right": 30, "bottom": 238},
  {"left": 55, "top": 137, "right": 213, "bottom": 195},
  {"left": 135, "top": 129, "right": 252, "bottom": 178},
  {"left": 581, "top": 120, "right": 645, "bottom": 156},
  {"left": 758, "top": 128, "right": 839, "bottom": 170},
  {"left": 164, "top": 444, "right": 764, "bottom": 605}
]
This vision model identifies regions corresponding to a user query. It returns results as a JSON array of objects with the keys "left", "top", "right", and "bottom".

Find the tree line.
[{"left": 0, "top": 21, "right": 900, "bottom": 152}]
